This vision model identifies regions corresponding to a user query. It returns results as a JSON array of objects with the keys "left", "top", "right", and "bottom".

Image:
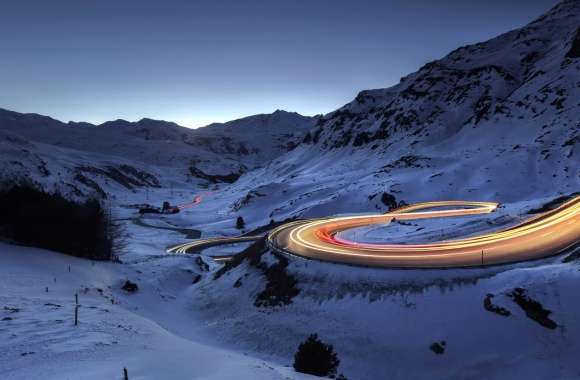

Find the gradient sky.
[{"left": 0, "top": 0, "right": 559, "bottom": 128}]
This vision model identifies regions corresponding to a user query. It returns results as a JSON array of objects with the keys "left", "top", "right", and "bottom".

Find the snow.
[
  {"left": 0, "top": 243, "right": 313, "bottom": 380},
  {"left": 0, "top": 0, "right": 579, "bottom": 378},
  {"left": 195, "top": 246, "right": 580, "bottom": 380},
  {"left": 336, "top": 200, "right": 526, "bottom": 244}
]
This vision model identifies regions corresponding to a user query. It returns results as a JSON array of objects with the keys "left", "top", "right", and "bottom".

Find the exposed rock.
[
  {"left": 121, "top": 280, "right": 139, "bottom": 293},
  {"left": 429, "top": 341, "right": 446, "bottom": 354},
  {"left": 565, "top": 27, "right": 580, "bottom": 58},
  {"left": 189, "top": 165, "right": 241, "bottom": 184},
  {"left": 195, "top": 257, "right": 209, "bottom": 272},
  {"left": 483, "top": 294, "right": 511, "bottom": 317},
  {"left": 527, "top": 192, "right": 579, "bottom": 214},
  {"left": 508, "top": 288, "right": 557, "bottom": 329},
  {"left": 78, "top": 165, "right": 159, "bottom": 190},
  {"left": 212, "top": 238, "right": 300, "bottom": 307},
  {"left": 381, "top": 192, "right": 398, "bottom": 210}
]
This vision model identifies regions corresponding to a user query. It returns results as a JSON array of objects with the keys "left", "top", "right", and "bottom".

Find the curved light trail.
[
  {"left": 267, "top": 198, "right": 580, "bottom": 268},
  {"left": 167, "top": 197, "right": 579, "bottom": 268},
  {"left": 167, "top": 235, "right": 261, "bottom": 258}
]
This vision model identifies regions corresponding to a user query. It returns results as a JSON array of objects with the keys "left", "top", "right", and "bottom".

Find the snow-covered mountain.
[
  {"left": 219, "top": 0, "right": 579, "bottom": 221},
  {"left": 1, "top": 2, "right": 579, "bottom": 380},
  {"left": 0, "top": 108, "right": 316, "bottom": 198},
  {"left": 175, "top": 5, "right": 580, "bottom": 379},
  {"left": 1, "top": 2, "right": 577, "bottom": 212}
]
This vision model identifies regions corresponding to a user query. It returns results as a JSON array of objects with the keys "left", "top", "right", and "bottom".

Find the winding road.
[
  {"left": 167, "top": 197, "right": 580, "bottom": 268},
  {"left": 167, "top": 235, "right": 261, "bottom": 262}
]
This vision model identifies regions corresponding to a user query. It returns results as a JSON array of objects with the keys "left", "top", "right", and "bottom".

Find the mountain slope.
[
  {"left": 0, "top": 1, "right": 577, "bottom": 217},
  {"left": 222, "top": 0, "right": 579, "bottom": 222},
  {"left": 0, "top": 108, "right": 315, "bottom": 198}
]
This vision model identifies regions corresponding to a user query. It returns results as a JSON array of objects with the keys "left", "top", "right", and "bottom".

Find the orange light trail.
[{"left": 267, "top": 198, "right": 580, "bottom": 268}]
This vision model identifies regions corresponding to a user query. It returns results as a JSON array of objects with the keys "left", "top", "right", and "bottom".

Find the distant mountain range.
[{"left": 0, "top": 107, "right": 316, "bottom": 199}]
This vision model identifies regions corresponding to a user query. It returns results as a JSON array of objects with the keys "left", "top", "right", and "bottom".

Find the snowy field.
[
  {"left": 3, "top": 189, "right": 579, "bottom": 379},
  {"left": 0, "top": 242, "right": 313, "bottom": 380}
]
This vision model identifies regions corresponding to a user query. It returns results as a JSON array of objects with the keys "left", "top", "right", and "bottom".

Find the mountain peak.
[
  {"left": 135, "top": 118, "right": 179, "bottom": 128},
  {"left": 272, "top": 109, "right": 295, "bottom": 116},
  {"left": 532, "top": 0, "right": 580, "bottom": 23},
  {"left": 98, "top": 119, "right": 132, "bottom": 128},
  {"left": 97, "top": 118, "right": 180, "bottom": 129}
]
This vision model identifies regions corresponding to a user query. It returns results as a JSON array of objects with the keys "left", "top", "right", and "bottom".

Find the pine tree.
[
  {"left": 293, "top": 334, "right": 340, "bottom": 377},
  {"left": 236, "top": 216, "right": 245, "bottom": 229}
]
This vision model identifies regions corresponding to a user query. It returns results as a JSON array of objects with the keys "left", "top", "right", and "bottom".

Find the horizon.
[{"left": 0, "top": 0, "right": 559, "bottom": 128}]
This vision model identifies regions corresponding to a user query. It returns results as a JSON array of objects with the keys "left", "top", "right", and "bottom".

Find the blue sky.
[{"left": 0, "top": 0, "right": 559, "bottom": 128}]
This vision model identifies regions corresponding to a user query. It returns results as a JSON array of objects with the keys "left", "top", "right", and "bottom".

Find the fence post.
[{"left": 74, "top": 293, "right": 79, "bottom": 326}]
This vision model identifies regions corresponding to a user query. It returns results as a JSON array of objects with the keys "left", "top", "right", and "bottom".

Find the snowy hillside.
[
  {"left": 1, "top": 1, "right": 579, "bottom": 380},
  {"left": 0, "top": 108, "right": 315, "bottom": 199},
  {"left": 0, "top": 243, "right": 314, "bottom": 380},
  {"left": 221, "top": 0, "right": 579, "bottom": 223},
  {"left": 1, "top": 2, "right": 577, "bottom": 215}
]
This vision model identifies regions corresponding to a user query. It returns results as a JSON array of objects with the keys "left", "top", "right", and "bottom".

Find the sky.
[{"left": 0, "top": 0, "right": 560, "bottom": 128}]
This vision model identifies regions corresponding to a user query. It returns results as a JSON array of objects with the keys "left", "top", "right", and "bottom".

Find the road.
[
  {"left": 167, "top": 197, "right": 579, "bottom": 268},
  {"left": 268, "top": 198, "right": 580, "bottom": 268},
  {"left": 133, "top": 218, "right": 202, "bottom": 239},
  {"left": 167, "top": 235, "right": 261, "bottom": 262}
]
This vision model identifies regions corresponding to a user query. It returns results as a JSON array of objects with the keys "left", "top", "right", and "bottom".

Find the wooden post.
[
  {"left": 123, "top": 367, "right": 129, "bottom": 380},
  {"left": 74, "top": 293, "right": 79, "bottom": 326}
]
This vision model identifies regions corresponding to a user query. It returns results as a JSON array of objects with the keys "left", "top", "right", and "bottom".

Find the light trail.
[
  {"left": 166, "top": 197, "right": 579, "bottom": 268},
  {"left": 267, "top": 197, "right": 580, "bottom": 268},
  {"left": 177, "top": 192, "right": 211, "bottom": 210},
  {"left": 167, "top": 235, "right": 261, "bottom": 255}
]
